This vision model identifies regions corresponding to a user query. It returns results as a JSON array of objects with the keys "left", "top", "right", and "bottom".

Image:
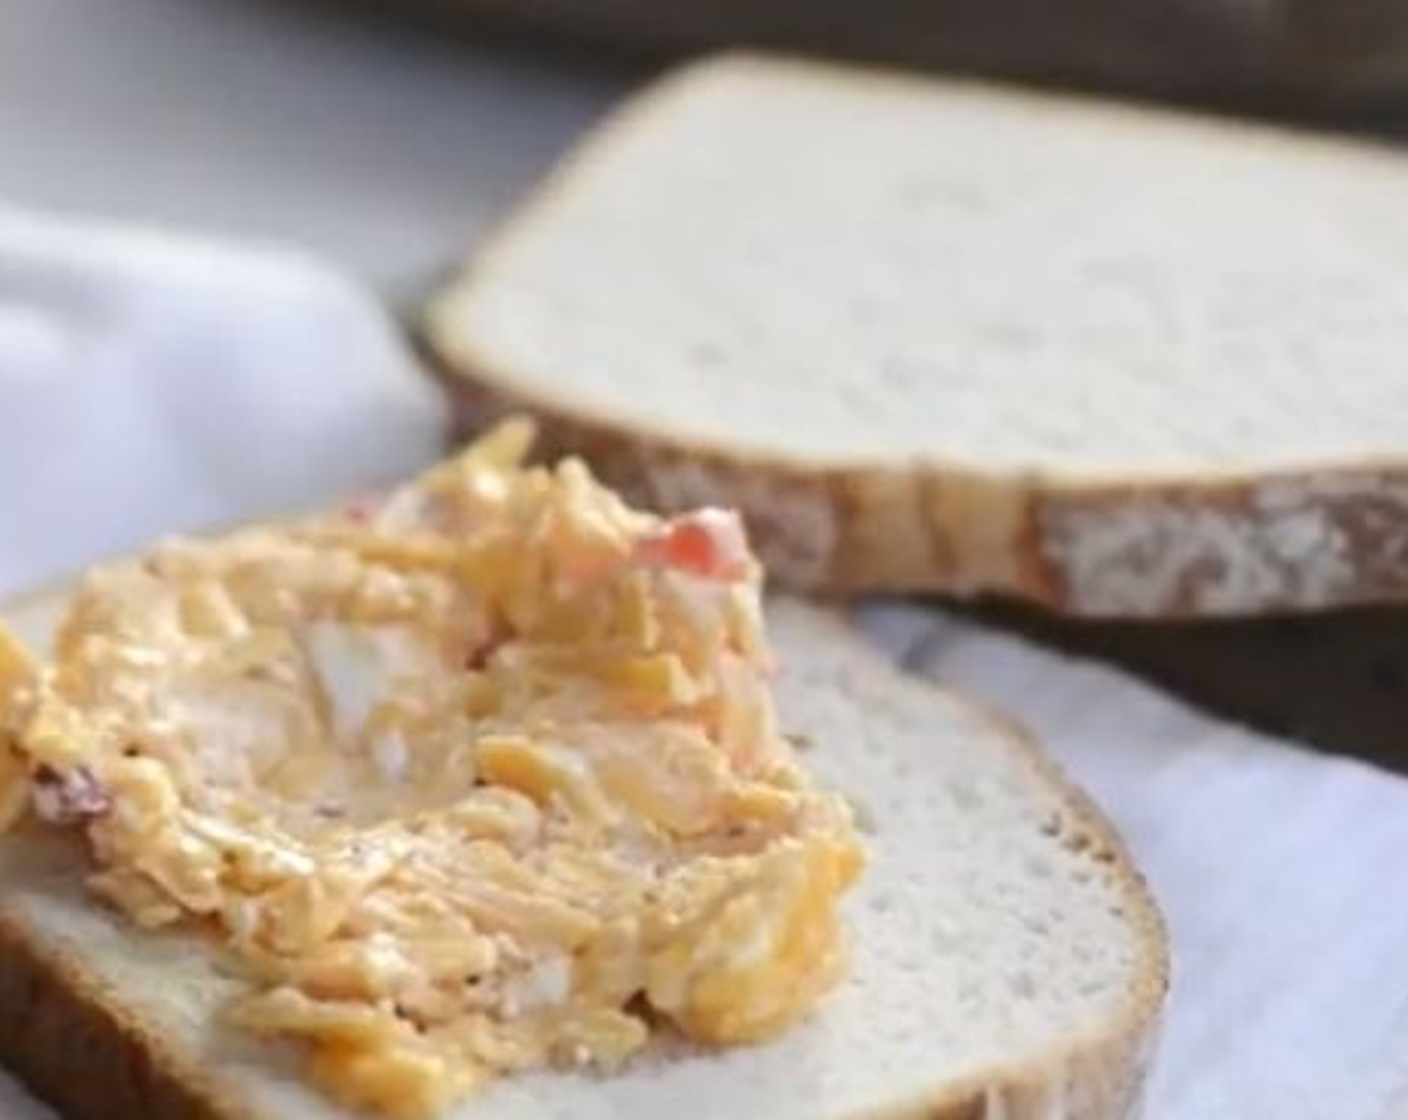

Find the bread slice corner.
[
  {"left": 0, "top": 588, "right": 1166, "bottom": 1120},
  {"left": 424, "top": 53, "right": 1408, "bottom": 618}
]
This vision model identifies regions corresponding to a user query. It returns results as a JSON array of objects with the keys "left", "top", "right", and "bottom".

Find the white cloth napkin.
[
  {"left": 1, "top": 212, "right": 1405, "bottom": 1120},
  {"left": 0, "top": 207, "right": 448, "bottom": 594}
]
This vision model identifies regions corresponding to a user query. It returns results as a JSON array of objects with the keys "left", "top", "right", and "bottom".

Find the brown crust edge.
[
  {"left": 0, "top": 882, "right": 247, "bottom": 1120},
  {"left": 1034, "top": 473, "right": 1408, "bottom": 616},
  {"left": 909, "top": 718, "right": 1166, "bottom": 1120},
  {"left": 421, "top": 51, "right": 1408, "bottom": 620},
  {"left": 428, "top": 336, "right": 1408, "bottom": 621},
  {"left": 427, "top": 366, "right": 1062, "bottom": 602}
]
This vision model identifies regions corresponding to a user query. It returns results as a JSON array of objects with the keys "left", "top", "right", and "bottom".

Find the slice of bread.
[
  {"left": 426, "top": 54, "right": 1408, "bottom": 618},
  {"left": 0, "top": 587, "right": 1165, "bottom": 1120}
]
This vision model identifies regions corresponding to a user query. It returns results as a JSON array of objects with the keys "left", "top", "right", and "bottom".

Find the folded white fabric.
[
  {"left": 0, "top": 210, "right": 1404, "bottom": 1120},
  {"left": 0, "top": 207, "right": 447, "bottom": 594}
]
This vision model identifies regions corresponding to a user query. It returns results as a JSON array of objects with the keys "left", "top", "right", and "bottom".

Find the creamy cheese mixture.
[{"left": 0, "top": 421, "right": 863, "bottom": 1118}]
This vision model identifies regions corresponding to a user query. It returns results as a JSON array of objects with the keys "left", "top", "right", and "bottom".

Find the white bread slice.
[
  {"left": 426, "top": 54, "right": 1408, "bottom": 618},
  {"left": 0, "top": 588, "right": 1165, "bottom": 1120}
]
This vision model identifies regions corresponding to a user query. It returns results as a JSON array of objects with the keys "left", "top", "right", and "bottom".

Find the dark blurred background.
[{"left": 375, "top": 0, "right": 1408, "bottom": 119}]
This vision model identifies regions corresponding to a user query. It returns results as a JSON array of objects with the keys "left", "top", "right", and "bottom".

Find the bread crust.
[
  {"left": 0, "top": 838, "right": 252, "bottom": 1120},
  {"left": 895, "top": 709, "right": 1166, "bottom": 1120},
  {"left": 431, "top": 368, "right": 1408, "bottom": 619},
  {"left": 424, "top": 53, "right": 1408, "bottom": 619}
]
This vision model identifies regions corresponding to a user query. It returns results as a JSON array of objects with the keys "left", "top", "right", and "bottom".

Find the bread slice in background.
[
  {"left": 0, "top": 588, "right": 1165, "bottom": 1120},
  {"left": 426, "top": 54, "right": 1408, "bottom": 619}
]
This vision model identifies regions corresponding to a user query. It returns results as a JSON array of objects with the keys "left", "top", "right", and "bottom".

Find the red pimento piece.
[
  {"left": 341, "top": 494, "right": 380, "bottom": 523},
  {"left": 633, "top": 510, "right": 751, "bottom": 582}
]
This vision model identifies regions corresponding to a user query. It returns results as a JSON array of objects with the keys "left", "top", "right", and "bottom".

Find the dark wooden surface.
[{"left": 964, "top": 599, "right": 1408, "bottom": 776}]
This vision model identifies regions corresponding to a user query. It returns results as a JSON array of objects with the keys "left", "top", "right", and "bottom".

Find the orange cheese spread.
[{"left": 0, "top": 421, "right": 863, "bottom": 1118}]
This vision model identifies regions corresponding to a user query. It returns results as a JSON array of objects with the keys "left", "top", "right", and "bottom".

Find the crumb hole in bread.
[
  {"left": 849, "top": 795, "right": 878, "bottom": 836},
  {"left": 1009, "top": 970, "right": 1037, "bottom": 1000}
]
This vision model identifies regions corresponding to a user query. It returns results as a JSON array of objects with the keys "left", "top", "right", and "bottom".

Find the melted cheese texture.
[{"left": 0, "top": 421, "right": 863, "bottom": 1119}]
